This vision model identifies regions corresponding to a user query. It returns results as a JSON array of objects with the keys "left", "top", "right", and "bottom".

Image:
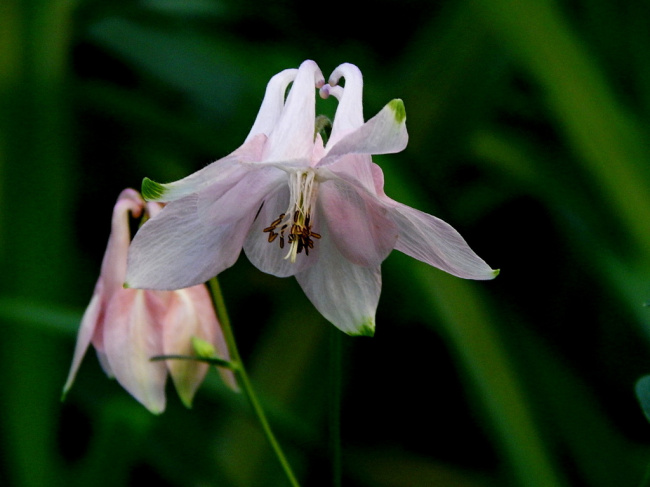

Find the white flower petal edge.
[
  {"left": 390, "top": 201, "right": 499, "bottom": 280},
  {"left": 320, "top": 99, "right": 408, "bottom": 166},
  {"left": 141, "top": 134, "right": 267, "bottom": 203}
]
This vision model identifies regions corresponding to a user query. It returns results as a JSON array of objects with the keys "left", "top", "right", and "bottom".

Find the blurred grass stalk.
[
  {"left": 471, "top": 0, "right": 650, "bottom": 337},
  {"left": 0, "top": 1, "right": 76, "bottom": 486},
  {"left": 472, "top": 0, "right": 650, "bottom": 254}
]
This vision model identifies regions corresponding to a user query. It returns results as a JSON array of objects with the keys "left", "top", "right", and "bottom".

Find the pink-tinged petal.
[
  {"left": 325, "top": 153, "right": 376, "bottom": 194},
  {"left": 126, "top": 192, "right": 259, "bottom": 290},
  {"left": 324, "top": 63, "right": 364, "bottom": 147},
  {"left": 318, "top": 177, "right": 397, "bottom": 267},
  {"left": 319, "top": 99, "right": 408, "bottom": 166},
  {"left": 62, "top": 290, "right": 103, "bottom": 396},
  {"left": 390, "top": 202, "right": 499, "bottom": 280},
  {"left": 243, "top": 184, "right": 319, "bottom": 277},
  {"left": 141, "top": 134, "right": 267, "bottom": 203},
  {"left": 163, "top": 286, "right": 237, "bottom": 407},
  {"left": 295, "top": 219, "right": 381, "bottom": 336},
  {"left": 100, "top": 189, "right": 145, "bottom": 293},
  {"left": 245, "top": 69, "right": 298, "bottom": 142},
  {"left": 183, "top": 286, "right": 237, "bottom": 390},
  {"left": 263, "top": 60, "right": 324, "bottom": 163},
  {"left": 103, "top": 289, "right": 168, "bottom": 414}
]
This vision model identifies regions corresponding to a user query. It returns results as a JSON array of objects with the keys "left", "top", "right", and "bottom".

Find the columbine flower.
[
  {"left": 125, "top": 60, "right": 498, "bottom": 336},
  {"left": 63, "top": 189, "right": 234, "bottom": 414}
]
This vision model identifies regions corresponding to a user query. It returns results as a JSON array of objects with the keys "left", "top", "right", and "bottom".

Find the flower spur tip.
[{"left": 142, "top": 177, "right": 166, "bottom": 201}]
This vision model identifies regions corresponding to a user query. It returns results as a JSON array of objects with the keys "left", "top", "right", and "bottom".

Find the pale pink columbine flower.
[
  {"left": 125, "top": 60, "right": 498, "bottom": 336},
  {"left": 63, "top": 189, "right": 235, "bottom": 414}
]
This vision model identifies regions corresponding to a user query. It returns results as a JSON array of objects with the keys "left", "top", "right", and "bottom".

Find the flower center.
[{"left": 263, "top": 170, "right": 321, "bottom": 262}]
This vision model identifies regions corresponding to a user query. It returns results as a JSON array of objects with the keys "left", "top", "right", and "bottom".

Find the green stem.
[
  {"left": 329, "top": 328, "right": 342, "bottom": 487},
  {"left": 208, "top": 277, "right": 301, "bottom": 487}
]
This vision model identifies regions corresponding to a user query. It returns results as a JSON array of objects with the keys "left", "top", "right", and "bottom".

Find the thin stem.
[
  {"left": 329, "top": 327, "right": 342, "bottom": 487},
  {"left": 208, "top": 277, "right": 301, "bottom": 487}
]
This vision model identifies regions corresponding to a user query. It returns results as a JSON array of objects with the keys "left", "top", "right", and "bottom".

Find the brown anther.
[
  {"left": 263, "top": 209, "right": 320, "bottom": 257},
  {"left": 264, "top": 213, "right": 286, "bottom": 233}
]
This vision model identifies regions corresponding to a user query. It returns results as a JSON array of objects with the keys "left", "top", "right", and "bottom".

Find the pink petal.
[
  {"left": 319, "top": 99, "right": 408, "bottom": 166},
  {"left": 318, "top": 177, "right": 397, "bottom": 267},
  {"left": 325, "top": 153, "right": 378, "bottom": 196},
  {"left": 245, "top": 68, "right": 298, "bottom": 142},
  {"left": 263, "top": 60, "right": 324, "bottom": 163},
  {"left": 103, "top": 289, "right": 168, "bottom": 414},
  {"left": 390, "top": 202, "right": 498, "bottom": 280},
  {"left": 295, "top": 218, "right": 381, "bottom": 336},
  {"left": 243, "top": 184, "right": 319, "bottom": 277}
]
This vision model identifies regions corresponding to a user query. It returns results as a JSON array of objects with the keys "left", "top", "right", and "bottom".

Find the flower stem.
[
  {"left": 208, "top": 277, "right": 301, "bottom": 487},
  {"left": 329, "top": 327, "right": 342, "bottom": 487}
]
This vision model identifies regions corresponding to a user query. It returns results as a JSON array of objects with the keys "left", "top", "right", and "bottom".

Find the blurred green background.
[{"left": 3, "top": 0, "right": 650, "bottom": 485}]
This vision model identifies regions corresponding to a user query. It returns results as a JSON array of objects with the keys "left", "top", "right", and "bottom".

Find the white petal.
[
  {"left": 326, "top": 63, "right": 364, "bottom": 147},
  {"left": 197, "top": 165, "right": 284, "bottom": 226},
  {"left": 320, "top": 99, "right": 408, "bottom": 166},
  {"left": 103, "top": 290, "right": 168, "bottom": 414},
  {"left": 263, "top": 60, "right": 324, "bottom": 163},
  {"left": 126, "top": 193, "right": 257, "bottom": 290},
  {"left": 245, "top": 68, "right": 298, "bottom": 142},
  {"left": 391, "top": 202, "right": 498, "bottom": 280},
  {"left": 243, "top": 185, "right": 319, "bottom": 277},
  {"left": 295, "top": 218, "right": 381, "bottom": 336}
]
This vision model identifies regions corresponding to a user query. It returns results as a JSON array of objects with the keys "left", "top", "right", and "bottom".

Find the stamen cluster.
[{"left": 263, "top": 170, "right": 321, "bottom": 262}]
